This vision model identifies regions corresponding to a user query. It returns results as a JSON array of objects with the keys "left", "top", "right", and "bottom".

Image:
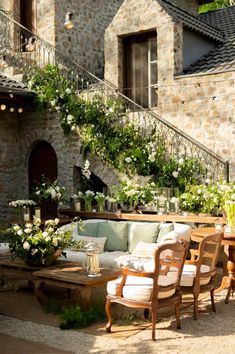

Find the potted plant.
[
  {"left": 8, "top": 217, "right": 77, "bottom": 266},
  {"left": 31, "top": 177, "right": 66, "bottom": 219}
]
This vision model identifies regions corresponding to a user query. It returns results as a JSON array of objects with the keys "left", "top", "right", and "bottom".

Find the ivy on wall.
[{"left": 26, "top": 64, "right": 206, "bottom": 192}]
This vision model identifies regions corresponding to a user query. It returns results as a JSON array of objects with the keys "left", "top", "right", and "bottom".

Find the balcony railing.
[{"left": 0, "top": 9, "right": 229, "bottom": 182}]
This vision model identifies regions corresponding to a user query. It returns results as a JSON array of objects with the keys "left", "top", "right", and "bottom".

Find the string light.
[
  {"left": 9, "top": 107, "right": 15, "bottom": 112},
  {"left": 0, "top": 104, "right": 6, "bottom": 110},
  {"left": 18, "top": 108, "right": 23, "bottom": 113}
]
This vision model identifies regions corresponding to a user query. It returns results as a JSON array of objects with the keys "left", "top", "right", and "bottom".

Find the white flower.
[
  {"left": 23, "top": 241, "right": 30, "bottom": 250},
  {"left": 53, "top": 238, "right": 58, "bottom": 247},
  {"left": 42, "top": 231, "right": 48, "bottom": 237},
  {"left": 172, "top": 171, "right": 179, "bottom": 178},
  {"left": 67, "top": 114, "right": 74, "bottom": 124},
  {"left": 17, "top": 230, "right": 23, "bottom": 236},
  {"left": 24, "top": 228, "right": 32, "bottom": 234},
  {"left": 178, "top": 158, "right": 184, "bottom": 164},
  {"left": 45, "top": 236, "right": 51, "bottom": 242},
  {"left": 65, "top": 88, "right": 71, "bottom": 94},
  {"left": 50, "top": 100, "right": 56, "bottom": 106},
  {"left": 125, "top": 157, "right": 132, "bottom": 163},
  {"left": 54, "top": 218, "right": 60, "bottom": 225}
]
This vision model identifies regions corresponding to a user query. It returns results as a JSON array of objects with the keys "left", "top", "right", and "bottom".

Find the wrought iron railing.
[{"left": 0, "top": 9, "right": 229, "bottom": 182}]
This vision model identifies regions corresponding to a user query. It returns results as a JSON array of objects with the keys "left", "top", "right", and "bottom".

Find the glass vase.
[
  {"left": 84, "top": 199, "right": 92, "bottom": 212},
  {"left": 223, "top": 203, "right": 235, "bottom": 234}
]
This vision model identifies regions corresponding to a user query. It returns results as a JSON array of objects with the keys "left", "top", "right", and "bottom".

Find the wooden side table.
[{"left": 191, "top": 227, "right": 235, "bottom": 303}]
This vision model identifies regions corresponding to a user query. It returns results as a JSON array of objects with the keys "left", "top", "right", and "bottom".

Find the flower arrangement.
[
  {"left": 9, "top": 199, "right": 36, "bottom": 222},
  {"left": 113, "top": 181, "right": 156, "bottom": 210},
  {"left": 32, "top": 177, "right": 66, "bottom": 203},
  {"left": 8, "top": 217, "right": 76, "bottom": 266},
  {"left": 78, "top": 190, "right": 95, "bottom": 211},
  {"left": 179, "top": 180, "right": 235, "bottom": 216},
  {"left": 94, "top": 192, "right": 106, "bottom": 212}
]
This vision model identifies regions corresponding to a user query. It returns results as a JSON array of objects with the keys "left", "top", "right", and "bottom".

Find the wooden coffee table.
[{"left": 33, "top": 265, "right": 120, "bottom": 309}]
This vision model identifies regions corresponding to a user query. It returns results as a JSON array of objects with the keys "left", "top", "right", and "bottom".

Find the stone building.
[{"left": 0, "top": 0, "right": 234, "bottom": 222}]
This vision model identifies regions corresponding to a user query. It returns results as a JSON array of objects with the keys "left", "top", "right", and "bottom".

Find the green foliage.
[
  {"left": 26, "top": 64, "right": 207, "bottom": 192},
  {"left": 199, "top": 0, "right": 235, "bottom": 13},
  {"left": 60, "top": 302, "right": 106, "bottom": 330},
  {"left": 179, "top": 180, "right": 235, "bottom": 215}
]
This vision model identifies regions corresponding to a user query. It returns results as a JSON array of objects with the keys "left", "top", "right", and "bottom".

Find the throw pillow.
[
  {"left": 97, "top": 220, "right": 128, "bottom": 252},
  {"left": 78, "top": 221, "right": 100, "bottom": 237},
  {"left": 129, "top": 222, "right": 160, "bottom": 253},
  {"left": 132, "top": 241, "right": 159, "bottom": 258},
  {"left": 157, "top": 223, "right": 174, "bottom": 243},
  {"left": 72, "top": 235, "right": 107, "bottom": 253}
]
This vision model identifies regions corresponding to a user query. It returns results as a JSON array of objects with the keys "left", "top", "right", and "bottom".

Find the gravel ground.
[{"left": 0, "top": 288, "right": 234, "bottom": 354}]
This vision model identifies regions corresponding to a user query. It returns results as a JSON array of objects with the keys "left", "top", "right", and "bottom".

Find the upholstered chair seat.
[
  {"left": 105, "top": 240, "right": 188, "bottom": 341},
  {"left": 180, "top": 264, "right": 211, "bottom": 287}
]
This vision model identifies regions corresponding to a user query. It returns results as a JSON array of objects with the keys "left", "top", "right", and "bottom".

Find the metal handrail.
[{"left": 0, "top": 9, "right": 229, "bottom": 182}]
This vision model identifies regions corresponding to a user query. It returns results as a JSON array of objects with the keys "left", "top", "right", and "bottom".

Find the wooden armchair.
[
  {"left": 105, "top": 240, "right": 188, "bottom": 341},
  {"left": 180, "top": 232, "right": 223, "bottom": 320}
]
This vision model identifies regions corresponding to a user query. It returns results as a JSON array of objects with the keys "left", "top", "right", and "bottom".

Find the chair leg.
[
  {"left": 193, "top": 293, "right": 199, "bottom": 320},
  {"left": 105, "top": 298, "right": 112, "bottom": 333},
  {"left": 175, "top": 302, "right": 181, "bottom": 329},
  {"left": 151, "top": 307, "right": 157, "bottom": 341},
  {"left": 210, "top": 289, "right": 216, "bottom": 312}
]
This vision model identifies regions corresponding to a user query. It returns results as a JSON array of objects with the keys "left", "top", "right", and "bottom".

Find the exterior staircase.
[{"left": 0, "top": 9, "right": 229, "bottom": 182}]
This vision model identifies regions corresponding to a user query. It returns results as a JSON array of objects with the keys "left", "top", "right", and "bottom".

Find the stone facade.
[
  {"left": 105, "top": 0, "right": 235, "bottom": 179},
  {"left": 0, "top": 109, "right": 118, "bottom": 222}
]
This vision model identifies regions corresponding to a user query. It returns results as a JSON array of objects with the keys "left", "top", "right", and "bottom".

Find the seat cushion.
[
  {"left": 180, "top": 264, "right": 211, "bottom": 287},
  {"left": 107, "top": 273, "right": 177, "bottom": 301},
  {"left": 132, "top": 241, "right": 159, "bottom": 258}
]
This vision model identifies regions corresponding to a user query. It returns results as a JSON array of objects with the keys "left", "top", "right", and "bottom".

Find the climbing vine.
[{"left": 26, "top": 64, "right": 206, "bottom": 191}]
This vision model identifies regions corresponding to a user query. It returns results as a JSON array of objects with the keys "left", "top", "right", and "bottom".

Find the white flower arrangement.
[
  {"left": 32, "top": 178, "right": 66, "bottom": 203},
  {"left": 9, "top": 217, "right": 77, "bottom": 266},
  {"left": 9, "top": 199, "right": 36, "bottom": 208}
]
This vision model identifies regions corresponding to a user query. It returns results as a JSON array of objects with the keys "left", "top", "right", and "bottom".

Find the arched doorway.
[{"left": 28, "top": 140, "right": 58, "bottom": 218}]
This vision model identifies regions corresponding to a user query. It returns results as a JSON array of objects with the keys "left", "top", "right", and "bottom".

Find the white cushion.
[
  {"left": 132, "top": 241, "right": 159, "bottom": 258},
  {"left": 114, "top": 254, "right": 155, "bottom": 272},
  {"left": 62, "top": 250, "right": 127, "bottom": 269},
  {"left": 180, "top": 264, "right": 211, "bottom": 287},
  {"left": 107, "top": 273, "right": 176, "bottom": 301}
]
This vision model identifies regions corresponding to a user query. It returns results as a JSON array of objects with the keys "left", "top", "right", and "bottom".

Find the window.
[{"left": 123, "top": 32, "right": 157, "bottom": 108}]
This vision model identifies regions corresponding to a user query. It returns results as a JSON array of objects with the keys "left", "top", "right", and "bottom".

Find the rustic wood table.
[
  {"left": 191, "top": 227, "right": 235, "bottom": 303},
  {"left": 60, "top": 209, "right": 225, "bottom": 224},
  {"left": 0, "top": 258, "right": 41, "bottom": 284},
  {"left": 33, "top": 265, "right": 120, "bottom": 310}
]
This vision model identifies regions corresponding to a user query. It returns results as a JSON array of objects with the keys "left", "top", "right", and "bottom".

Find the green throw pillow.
[
  {"left": 129, "top": 223, "right": 160, "bottom": 253},
  {"left": 97, "top": 220, "right": 128, "bottom": 252},
  {"left": 78, "top": 221, "right": 99, "bottom": 237},
  {"left": 157, "top": 223, "right": 174, "bottom": 243}
]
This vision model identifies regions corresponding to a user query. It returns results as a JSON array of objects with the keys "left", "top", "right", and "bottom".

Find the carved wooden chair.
[
  {"left": 180, "top": 232, "right": 222, "bottom": 320},
  {"left": 105, "top": 240, "right": 188, "bottom": 341}
]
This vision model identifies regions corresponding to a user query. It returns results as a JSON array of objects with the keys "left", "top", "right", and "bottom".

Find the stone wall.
[
  {"left": 105, "top": 0, "right": 235, "bottom": 180},
  {"left": 0, "top": 112, "right": 22, "bottom": 221},
  {"left": 54, "top": 0, "right": 124, "bottom": 77},
  {"left": 0, "top": 110, "right": 119, "bottom": 222},
  {"left": 105, "top": 0, "right": 175, "bottom": 87},
  {"left": 156, "top": 71, "right": 235, "bottom": 178}
]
